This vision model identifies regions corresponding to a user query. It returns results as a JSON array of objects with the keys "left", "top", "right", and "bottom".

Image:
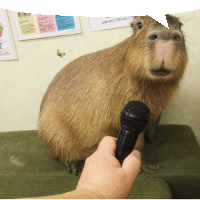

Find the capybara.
[{"left": 38, "top": 15, "right": 187, "bottom": 173}]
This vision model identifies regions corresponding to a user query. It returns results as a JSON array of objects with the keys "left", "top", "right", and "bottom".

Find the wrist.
[{"left": 73, "top": 188, "right": 105, "bottom": 199}]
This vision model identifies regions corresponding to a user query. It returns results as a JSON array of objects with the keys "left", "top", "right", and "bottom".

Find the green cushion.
[
  {"left": 143, "top": 125, "right": 200, "bottom": 199},
  {"left": 130, "top": 177, "right": 172, "bottom": 199},
  {"left": 0, "top": 130, "right": 171, "bottom": 199},
  {"left": 0, "top": 125, "right": 199, "bottom": 199}
]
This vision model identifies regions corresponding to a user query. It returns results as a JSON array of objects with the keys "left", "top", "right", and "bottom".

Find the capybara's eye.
[
  {"left": 137, "top": 22, "right": 143, "bottom": 29},
  {"left": 173, "top": 34, "right": 182, "bottom": 41},
  {"left": 179, "top": 22, "right": 183, "bottom": 29}
]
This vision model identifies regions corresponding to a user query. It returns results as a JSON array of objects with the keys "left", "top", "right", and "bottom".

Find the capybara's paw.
[
  {"left": 141, "top": 161, "right": 161, "bottom": 173},
  {"left": 65, "top": 160, "right": 85, "bottom": 176}
]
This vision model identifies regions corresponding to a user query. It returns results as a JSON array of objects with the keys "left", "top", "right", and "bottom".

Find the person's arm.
[{"left": 25, "top": 136, "right": 141, "bottom": 199}]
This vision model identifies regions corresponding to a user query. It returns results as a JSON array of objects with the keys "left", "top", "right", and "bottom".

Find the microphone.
[{"left": 115, "top": 101, "right": 150, "bottom": 165}]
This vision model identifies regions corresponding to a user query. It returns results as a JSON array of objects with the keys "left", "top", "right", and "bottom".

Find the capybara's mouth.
[{"left": 151, "top": 67, "right": 171, "bottom": 77}]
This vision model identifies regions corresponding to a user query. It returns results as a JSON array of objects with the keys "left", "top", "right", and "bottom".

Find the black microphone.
[{"left": 115, "top": 101, "right": 150, "bottom": 165}]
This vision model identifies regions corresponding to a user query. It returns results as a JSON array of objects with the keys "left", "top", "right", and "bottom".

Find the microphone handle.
[{"left": 115, "top": 129, "right": 140, "bottom": 165}]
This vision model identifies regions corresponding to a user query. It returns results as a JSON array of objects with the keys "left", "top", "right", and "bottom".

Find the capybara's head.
[{"left": 129, "top": 15, "right": 187, "bottom": 82}]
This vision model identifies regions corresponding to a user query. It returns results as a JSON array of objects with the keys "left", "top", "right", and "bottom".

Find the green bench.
[{"left": 0, "top": 125, "right": 199, "bottom": 199}]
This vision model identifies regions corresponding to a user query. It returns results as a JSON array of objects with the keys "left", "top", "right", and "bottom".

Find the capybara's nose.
[{"left": 147, "top": 31, "right": 182, "bottom": 42}]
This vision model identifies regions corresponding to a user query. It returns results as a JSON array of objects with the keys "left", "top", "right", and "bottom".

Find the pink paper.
[{"left": 36, "top": 14, "right": 57, "bottom": 33}]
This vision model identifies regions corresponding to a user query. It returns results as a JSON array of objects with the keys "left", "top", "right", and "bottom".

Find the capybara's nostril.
[
  {"left": 173, "top": 33, "right": 182, "bottom": 41},
  {"left": 148, "top": 34, "right": 158, "bottom": 40}
]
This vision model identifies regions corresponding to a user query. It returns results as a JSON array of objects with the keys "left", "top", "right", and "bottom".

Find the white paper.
[
  {"left": 12, "top": 12, "right": 81, "bottom": 40},
  {"left": 0, "top": 8, "right": 17, "bottom": 60},
  {"left": 88, "top": 16, "right": 133, "bottom": 31}
]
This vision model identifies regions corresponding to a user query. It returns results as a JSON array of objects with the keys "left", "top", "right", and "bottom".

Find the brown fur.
[{"left": 38, "top": 15, "right": 187, "bottom": 163}]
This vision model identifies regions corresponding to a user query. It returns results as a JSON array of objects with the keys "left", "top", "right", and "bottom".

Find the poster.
[
  {"left": 12, "top": 12, "right": 81, "bottom": 40},
  {"left": 0, "top": 8, "right": 17, "bottom": 60},
  {"left": 88, "top": 16, "right": 133, "bottom": 31}
]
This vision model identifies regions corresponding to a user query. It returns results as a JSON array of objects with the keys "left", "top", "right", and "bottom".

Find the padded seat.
[
  {"left": 144, "top": 125, "right": 200, "bottom": 199},
  {"left": 0, "top": 125, "right": 199, "bottom": 199}
]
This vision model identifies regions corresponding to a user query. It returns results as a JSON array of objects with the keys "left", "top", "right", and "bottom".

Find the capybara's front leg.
[{"left": 144, "top": 113, "right": 165, "bottom": 145}]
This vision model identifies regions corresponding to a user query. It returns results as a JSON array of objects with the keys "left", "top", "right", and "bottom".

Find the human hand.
[{"left": 76, "top": 136, "right": 141, "bottom": 199}]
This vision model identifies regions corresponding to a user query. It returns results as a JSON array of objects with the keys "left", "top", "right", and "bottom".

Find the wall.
[
  {"left": 160, "top": 10, "right": 200, "bottom": 144},
  {"left": 0, "top": 10, "right": 200, "bottom": 145}
]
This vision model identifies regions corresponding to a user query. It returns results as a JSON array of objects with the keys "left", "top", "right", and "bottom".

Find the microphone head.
[{"left": 120, "top": 101, "right": 150, "bottom": 132}]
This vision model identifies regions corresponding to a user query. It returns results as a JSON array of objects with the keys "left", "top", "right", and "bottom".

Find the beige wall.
[
  {"left": 160, "top": 10, "right": 200, "bottom": 144},
  {"left": 0, "top": 10, "right": 200, "bottom": 145}
]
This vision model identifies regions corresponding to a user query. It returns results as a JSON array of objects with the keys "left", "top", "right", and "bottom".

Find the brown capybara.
[{"left": 38, "top": 15, "right": 187, "bottom": 173}]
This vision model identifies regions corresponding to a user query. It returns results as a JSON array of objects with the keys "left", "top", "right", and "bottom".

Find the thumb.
[{"left": 122, "top": 150, "right": 141, "bottom": 180}]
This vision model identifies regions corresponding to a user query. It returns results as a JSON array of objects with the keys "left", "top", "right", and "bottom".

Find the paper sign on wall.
[
  {"left": 12, "top": 12, "right": 81, "bottom": 40},
  {"left": 0, "top": 8, "right": 17, "bottom": 60},
  {"left": 88, "top": 17, "right": 133, "bottom": 31}
]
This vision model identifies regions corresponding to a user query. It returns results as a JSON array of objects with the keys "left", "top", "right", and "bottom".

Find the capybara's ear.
[
  {"left": 166, "top": 14, "right": 183, "bottom": 29},
  {"left": 130, "top": 16, "right": 143, "bottom": 27}
]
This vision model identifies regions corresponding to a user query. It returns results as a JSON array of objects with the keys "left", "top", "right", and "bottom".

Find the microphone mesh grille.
[{"left": 120, "top": 101, "right": 150, "bottom": 132}]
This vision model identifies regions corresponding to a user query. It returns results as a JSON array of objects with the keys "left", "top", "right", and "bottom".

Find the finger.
[
  {"left": 97, "top": 136, "right": 117, "bottom": 156},
  {"left": 122, "top": 150, "right": 141, "bottom": 179}
]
